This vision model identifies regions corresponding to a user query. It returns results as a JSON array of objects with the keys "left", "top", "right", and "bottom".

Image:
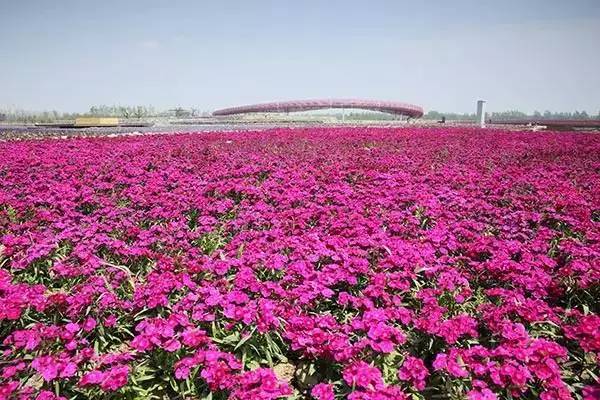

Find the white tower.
[{"left": 476, "top": 100, "right": 486, "bottom": 128}]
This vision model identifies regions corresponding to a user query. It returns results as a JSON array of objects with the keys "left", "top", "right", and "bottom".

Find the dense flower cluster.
[{"left": 0, "top": 127, "right": 598, "bottom": 399}]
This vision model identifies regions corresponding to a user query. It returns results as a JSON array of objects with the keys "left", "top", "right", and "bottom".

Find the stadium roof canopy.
[{"left": 212, "top": 99, "right": 424, "bottom": 118}]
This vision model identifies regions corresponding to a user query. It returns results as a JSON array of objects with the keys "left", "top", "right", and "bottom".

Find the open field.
[{"left": 0, "top": 127, "right": 599, "bottom": 400}]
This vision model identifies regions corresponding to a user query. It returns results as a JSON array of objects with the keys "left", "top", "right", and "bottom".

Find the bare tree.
[
  {"left": 119, "top": 106, "right": 133, "bottom": 119},
  {"left": 133, "top": 106, "right": 148, "bottom": 119}
]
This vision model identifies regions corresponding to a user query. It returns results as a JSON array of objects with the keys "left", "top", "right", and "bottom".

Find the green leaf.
[{"left": 234, "top": 327, "right": 256, "bottom": 351}]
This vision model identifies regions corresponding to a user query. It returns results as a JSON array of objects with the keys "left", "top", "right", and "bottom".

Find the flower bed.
[{"left": 0, "top": 127, "right": 598, "bottom": 399}]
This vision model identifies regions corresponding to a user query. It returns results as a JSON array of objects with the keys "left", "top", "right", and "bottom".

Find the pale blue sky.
[{"left": 1, "top": 0, "right": 599, "bottom": 113}]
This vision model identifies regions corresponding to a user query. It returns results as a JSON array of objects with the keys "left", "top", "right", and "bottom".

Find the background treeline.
[
  {"left": 344, "top": 110, "right": 600, "bottom": 121},
  {"left": 423, "top": 109, "right": 600, "bottom": 121},
  {"left": 0, "top": 105, "right": 207, "bottom": 123}
]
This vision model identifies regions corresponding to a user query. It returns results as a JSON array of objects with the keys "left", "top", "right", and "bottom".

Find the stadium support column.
[{"left": 477, "top": 100, "right": 486, "bottom": 128}]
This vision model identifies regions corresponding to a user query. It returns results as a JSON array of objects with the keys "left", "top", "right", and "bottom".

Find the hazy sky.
[{"left": 1, "top": 0, "right": 599, "bottom": 114}]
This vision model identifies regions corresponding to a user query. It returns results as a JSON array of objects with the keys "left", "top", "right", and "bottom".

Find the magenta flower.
[
  {"left": 311, "top": 383, "right": 335, "bottom": 400},
  {"left": 83, "top": 317, "right": 97, "bottom": 332},
  {"left": 230, "top": 368, "right": 291, "bottom": 400},
  {"left": 468, "top": 387, "right": 498, "bottom": 400},
  {"left": 397, "top": 356, "right": 429, "bottom": 390},
  {"left": 343, "top": 362, "right": 384, "bottom": 391},
  {"left": 35, "top": 390, "right": 67, "bottom": 400},
  {"left": 100, "top": 365, "right": 129, "bottom": 391},
  {"left": 79, "top": 365, "right": 129, "bottom": 392},
  {"left": 79, "top": 370, "right": 105, "bottom": 386},
  {"left": 31, "top": 356, "right": 77, "bottom": 382},
  {"left": 583, "top": 385, "right": 600, "bottom": 400}
]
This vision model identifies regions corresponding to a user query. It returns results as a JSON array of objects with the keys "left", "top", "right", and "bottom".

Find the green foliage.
[
  {"left": 423, "top": 110, "right": 477, "bottom": 121},
  {"left": 192, "top": 229, "right": 229, "bottom": 255}
]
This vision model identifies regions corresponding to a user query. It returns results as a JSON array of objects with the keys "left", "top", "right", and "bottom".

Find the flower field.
[{"left": 0, "top": 127, "right": 599, "bottom": 400}]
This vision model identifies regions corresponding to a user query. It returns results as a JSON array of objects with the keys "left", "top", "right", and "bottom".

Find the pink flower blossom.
[
  {"left": 230, "top": 368, "right": 291, "bottom": 400},
  {"left": 398, "top": 356, "right": 429, "bottom": 390},
  {"left": 343, "top": 362, "right": 384, "bottom": 391},
  {"left": 583, "top": 385, "right": 600, "bottom": 400},
  {"left": 468, "top": 387, "right": 498, "bottom": 400},
  {"left": 100, "top": 365, "right": 129, "bottom": 391},
  {"left": 31, "top": 356, "right": 77, "bottom": 382},
  {"left": 311, "top": 383, "right": 335, "bottom": 400}
]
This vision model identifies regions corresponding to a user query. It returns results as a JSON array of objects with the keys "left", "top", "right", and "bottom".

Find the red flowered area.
[{"left": 0, "top": 127, "right": 599, "bottom": 399}]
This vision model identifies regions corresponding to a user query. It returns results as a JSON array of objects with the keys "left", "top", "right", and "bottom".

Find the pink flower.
[
  {"left": 65, "top": 322, "right": 80, "bottom": 334},
  {"left": 348, "top": 385, "right": 408, "bottom": 400},
  {"left": 432, "top": 353, "right": 468, "bottom": 378},
  {"left": 343, "top": 362, "right": 384, "bottom": 390},
  {"left": 83, "top": 317, "right": 97, "bottom": 332},
  {"left": 79, "top": 365, "right": 129, "bottom": 392},
  {"left": 2, "top": 362, "right": 26, "bottom": 379},
  {"left": 174, "top": 356, "right": 199, "bottom": 379},
  {"left": 103, "top": 315, "right": 117, "bottom": 327},
  {"left": 0, "top": 381, "right": 19, "bottom": 398},
  {"left": 60, "top": 362, "right": 78, "bottom": 378},
  {"left": 398, "top": 356, "right": 429, "bottom": 390},
  {"left": 500, "top": 322, "right": 528, "bottom": 342},
  {"left": 36, "top": 390, "right": 67, "bottom": 400},
  {"left": 230, "top": 368, "right": 291, "bottom": 400},
  {"left": 367, "top": 322, "right": 406, "bottom": 353},
  {"left": 181, "top": 328, "right": 209, "bottom": 347},
  {"left": 468, "top": 388, "right": 498, "bottom": 400},
  {"left": 31, "top": 356, "right": 77, "bottom": 382},
  {"left": 80, "top": 370, "right": 105, "bottom": 386},
  {"left": 163, "top": 338, "right": 181, "bottom": 352},
  {"left": 564, "top": 315, "right": 600, "bottom": 353},
  {"left": 100, "top": 365, "right": 129, "bottom": 391},
  {"left": 311, "top": 383, "right": 335, "bottom": 400},
  {"left": 583, "top": 385, "right": 600, "bottom": 400}
]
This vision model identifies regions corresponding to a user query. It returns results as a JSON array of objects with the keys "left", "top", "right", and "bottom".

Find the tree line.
[
  {"left": 423, "top": 109, "right": 600, "bottom": 121},
  {"left": 0, "top": 105, "right": 207, "bottom": 123}
]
